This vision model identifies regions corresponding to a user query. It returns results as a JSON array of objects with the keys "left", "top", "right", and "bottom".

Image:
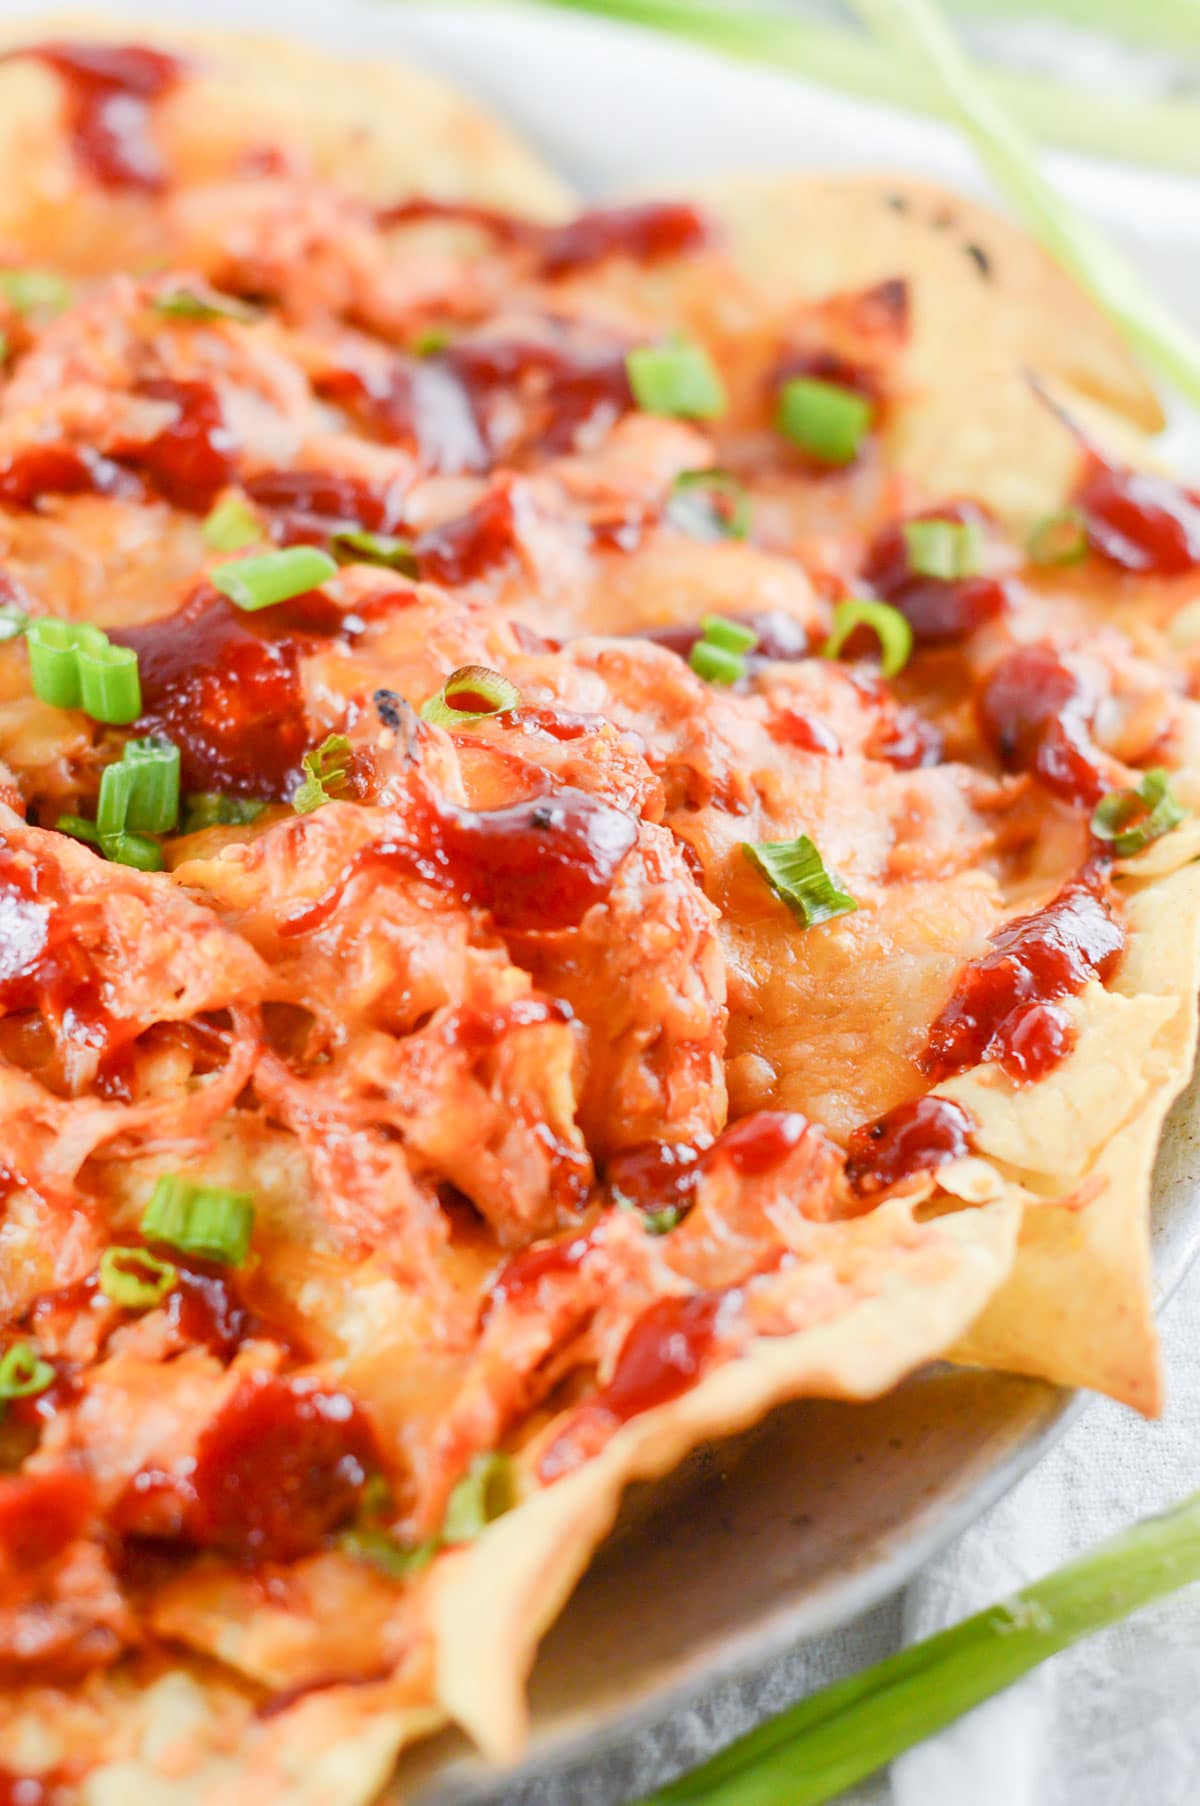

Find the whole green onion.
[{"left": 643, "top": 1487, "right": 1200, "bottom": 1806}]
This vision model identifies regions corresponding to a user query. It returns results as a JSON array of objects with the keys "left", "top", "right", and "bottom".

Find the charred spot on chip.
[
  {"left": 373, "top": 687, "right": 405, "bottom": 730},
  {"left": 964, "top": 241, "right": 992, "bottom": 280}
]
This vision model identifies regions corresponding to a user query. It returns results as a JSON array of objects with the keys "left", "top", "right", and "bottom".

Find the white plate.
[{"left": 7, "top": 4, "right": 1197, "bottom": 1797}]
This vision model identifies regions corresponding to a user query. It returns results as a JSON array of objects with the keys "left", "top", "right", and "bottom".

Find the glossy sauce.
[
  {"left": 415, "top": 483, "right": 518, "bottom": 586},
  {"left": 189, "top": 1374, "right": 379, "bottom": 1563},
  {"left": 0, "top": 1467, "right": 94, "bottom": 1567},
  {"left": 538, "top": 1293, "right": 722, "bottom": 1482},
  {"left": 16, "top": 41, "right": 184, "bottom": 191},
  {"left": 605, "top": 1110, "right": 809, "bottom": 1219},
  {"left": 122, "top": 380, "right": 238, "bottom": 513},
  {"left": 0, "top": 445, "right": 142, "bottom": 511},
  {"left": 863, "top": 504, "right": 1010, "bottom": 643},
  {"left": 1076, "top": 462, "right": 1200, "bottom": 575},
  {"left": 922, "top": 876, "right": 1124, "bottom": 1082},
  {"left": 977, "top": 643, "right": 1107, "bottom": 807},
  {"left": 247, "top": 468, "right": 406, "bottom": 536},
  {"left": 281, "top": 784, "right": 639, "bottom": 938},
  {"left": 111, "top": 588, "right": 315, "bottom": 795},
  {"left": 490, "top": 1230, "right": 593, "bottom": 1306},
  {"left": 444, "top": 336, "right": 633, "bottom": 458},
  {"left": 0, "top": 848, "right": 109, "bottom": 1050},
  {"left": 845, "top": 1094, "right": 974, "bottom": 1196},
  {"left": 538, "top": 202, "right": 710, "bottom": 276},
  {"left": 0, "top": 1774, "right": 65, "bottom": 1806}
]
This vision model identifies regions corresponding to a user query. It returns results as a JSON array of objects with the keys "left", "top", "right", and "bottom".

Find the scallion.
[
  {"left": 1028, "top": 508, "right": 1089, "bottom": 567},
  {"left": 627, "top": 338, "right": 727, "bottom": 420},
  {"left": 0, "top": 1340, "right": 54, "bottom": 1402},
  {"left": 776, "top": 376, "right": 873, "bottom": 466},
  {"left": 292, "top": 733, "right": 353, "bottom": 815},
  {"left": 641, "top": 1486, "right": 1200, "bottom": 1806},
  {"left": 76, "top": 637, "right": 141, "bottom": 726},
  {"left": 410, "top": 325, "right": 451, "bottom": 357},
  {"left": 152, "top": 285, "right": 259, "bottom": 324},
  {"left": 98, "top": 1246, "right": 178, "bottom": 1311},
  {"left": 103, "top": 832, "right": 164, "bottom": 872},
  {"left": 202, "top": 493, "right": 263, "bottom": 553},
  {"left": 667, "top": 468, "right": 752, "bottom": 542},
  {"left": 902, "top": 517, "right": 984, "bottom": 581},
  {"left": 0, "top": 603, "right": 28, "bottom": 642},
  {"left": 180, "top": 792, "right": 268, "bottom": 834},
  {"left": 742, "top": 836, "right": 858, "bottom": 928},
  {"left": 0, "top": 268, "right": 74, "bottom": 317},
  {"left": 26, "top": 618, "right": 89, "bottom": 710},
  {"left": 141, "top": 1174, "right": 255, "bottom": 1266},
  {"left": 700, "top": 614, "right": 758, "bottom": 655},
  {"left": 441, "top": 1451, "right": 517, "bottom": 1544},
  {"left": 212, "top": 545, "right": 337, "bottom": 613},
  {"left": 1091, "top": 767, "right": 1188, "bottom": 855},
  {"left": 55, "top": 814, "right": 102, "bottom": 849},
  {"left": 689, "top": 639, "right": 746, "bottom": 686},
  {"left": 822, "top": 597, "right": 913, "bottom": 679},
  {"left": 419, "top": 665, "right": 521, "bottom": 728},
  {"left": 330, "top": 528, "right": 420, "bottom": 575}
]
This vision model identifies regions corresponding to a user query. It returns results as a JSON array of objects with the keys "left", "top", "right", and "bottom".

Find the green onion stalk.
[
  {"left": 474, "top": 0, "right": 1200, "bottom": 175},
  {"left": 639, "top": 1486, "right": 1200, "bottom": 1806}
]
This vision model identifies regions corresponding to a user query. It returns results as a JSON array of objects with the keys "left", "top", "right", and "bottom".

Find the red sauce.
[
  {"left": 868, "top": 703, "right": 944, "bottom": 770},
  {"left": 189, "top": 1374, "right": 379, "bottom": 1563},
  {"left": 118, "top": 380, "right": 238, "bottom": 513},
  {"left": 0, "top": 847, "right": 111, "bottom": 1051},
  {"left": 605, "top": 1111, "right": 809, "bottom": 1219},
  {"left": 317, "top": 356, "right": 487, "bottom": 474},
  {"left": 0, "top": 1774, "right": 64, "bottom": 1806},
  {"left": 0, "top": 445, "right": 142, "bottom": 512},
  {"left": 863, "top": 504, "right": 1010, "bottom": 643},
  {"left": 769, "top": 709, "right": 841, "bottom": 755},
  {"left": 444, "top": 335, "right": 634, "bottom": 458},
  {"left": 282, "top": 784, "right": 639, "bottom": 938},
  {"left": 110, "top": 588, "right": 312, "bottom": 796},
  {"left": 922, "top": 875, "right": 1124, "bottom": 1082},
  {"left": 246, "top": 468, "right": 406, "bottom": 536},
  {"left": 490, "top": 1230, "right": 593, "bottom": 1306},
  {"left": 415, "top": 483, "right": 518, "bottom": 586},
  {"left": 845, "top": 1094, "right": 974, "bottom": 1196},
  {"left": 1076, "top": 462, "right": 1200, "bottom": 576},
  {"left": 999, "top": 999, "right": 1075, "bottom": 1079},
  {"left": 378, "top": 196, "right": 710, "bottom": 278},
  {"left": 538, "top": 202, "right": 710, "bottom": 276},
  {"left": 538, "top": 1293, "right": 722, "bottom": 1481},
  {"left": 977, "top": 643, "right": 1107, "bottom": 807},
  {"left": 163, "top": 1261, "right": 255, "bottom": 1361},
  {"left": 0, "top": 1467, "right": 93, "bottom": 1567},
  {"left": 15, "top": 41, "right": 184, "bottom": 192}
]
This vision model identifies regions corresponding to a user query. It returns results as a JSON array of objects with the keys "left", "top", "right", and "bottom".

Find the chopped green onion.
[
  {"left": 642, "top": 1484, "right": 1200, "bottom": 1806},
  {"left": 202, "top": 493, "right": 263, "bottom": 553},
  {"left": 103, "top": 832, "right": 164, "bottom": 872},
  {"left": 410, "top": 325, "right": 451, "bottom": 357},
  {"left": 776, "top": 377, "right": 873, "bottom": 466},
  {"left": 742, "top": 836, "right": 858, "bottom": 929},
  {"left": 1028, "top": 508, "right": 1089, "bottom": 567},
  {"left": 98, "top": 1246, "right": 178, "bottom": 1311},
  {"left": 121, "top": 737, "right": 181, "bottom": 834},
  {"left": 55, "top": 814, "right": 102, "bottom": 849},
  {"left": 0, "top": 268, "right": 74, "bottom": 317},
  {"left": 902, "top": 517, "right": 984, "bottom": 581},
  {"left": 292, "top": 733, "right": 353, "bottom": 815},
  {"left": 76, "top": 638, "right": 141, "bottom": 726},
  {"left": 822, "top": 598, "right": 913, "bottom": 679},
  {"left": 642, "top": 1203, "right": 684, "bottom": 1235},
  {"left": 1091, "top": 767, "right": 1188, "bottom": 856},
  {"left": 441, "top": 1452, "right": 516, "bottom": 1544},
  {"left": 667, "top": 468, "right": 751, "bottom": 541},
  {"left": 419, "top": 665, "right": 521, "bottom": 727},
  {"left": 27, "top": 617, "right": 87, "bottom": 709},
  {"left": 152, "top": 285, "right": 258, "bottom": 324},
  {"left": 180, "top": 793, "right": 268, "bottom": 834},
  {"left": 626, "top": 338, "right": 727, "bottom": 420},
  {"left": 339, "top": 1525, "right": 439, "bottom": 1579},
  {"left": 141, "top": 1175, "right": 255, "bottom": 1267},
  {"left": 330, "top": 528, "right": 419, "bottom": 575},
  {"left": 212, "top": 545, "right": 337, "bottom": 613},
  {"left": 96, "top": 759, "right": 135, "bottom": 841},
  {"left": 0, "top": 1340, "right": 54, "bottom": 1402},
  {"left": 700, "top": 614, "right": 759, "bottom": 655},
  {"left": 26, "top": 619, "right": 140, "bottom": 723},
  {"left": 852, "top": 0, "right": 1200, "bottom": 409},
  {"left": 689, "top": 640, "right": 746, "bottom": 685},
  {"left": 0, "top": 603, "right": 27, "bottom": 642}
]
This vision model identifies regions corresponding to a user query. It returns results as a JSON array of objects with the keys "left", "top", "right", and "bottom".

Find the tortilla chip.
[
  {"left": 951, "top": 860, "right": 1200, "bottom": 1412},
  {"left": 431, "top": 1194, "right": 1018, "bottom": 1759},
  {"left": 0, "top": 12, "right": 569, "bottom": 275}
]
